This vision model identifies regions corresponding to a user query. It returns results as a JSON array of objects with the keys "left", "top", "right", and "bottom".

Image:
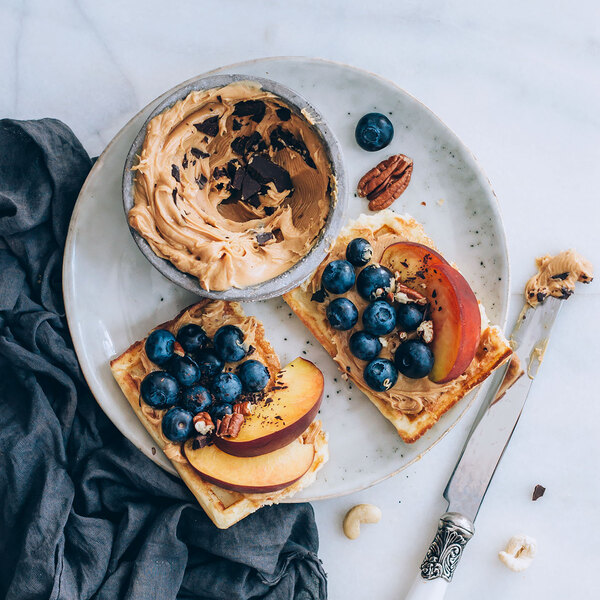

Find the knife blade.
[{"left": 404, "top": 296, "right": 563, "bottom": 600}]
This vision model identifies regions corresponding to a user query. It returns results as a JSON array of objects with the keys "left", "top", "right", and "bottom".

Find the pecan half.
[
  {"left": 233, "top": 401, "right": 254, "bottom": 416},
  {"left": 394, "top": 282, "right": 428, "bottom": 305},
  {"left": 215, "top": 413, "right": 245, "bottom": 438},
  {"left": 357, "top": 154, "right": 413, "bottom": 211},
  {"left": 193, "top": 412, "right": 214, "bottom": 435}
]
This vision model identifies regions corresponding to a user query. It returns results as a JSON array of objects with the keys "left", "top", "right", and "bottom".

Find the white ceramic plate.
[{"left": 63, "top": 57, "right": 509, "bottom": 501}]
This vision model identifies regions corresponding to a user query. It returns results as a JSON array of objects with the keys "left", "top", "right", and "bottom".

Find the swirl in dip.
[{"left": 128, "top": 81, "right": 335, "bottom": 291}]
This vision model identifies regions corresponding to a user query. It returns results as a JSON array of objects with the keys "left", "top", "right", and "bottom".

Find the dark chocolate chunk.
[
  {"left": 231, "top": 131, "right": 267, "bottom": 157},
  {"left": 532, "top": 484, "right": 546, "bottom": 501},
  {"left": 270, "top": 126, "right": 316, "bottom": 169},
  {"left": 191, "top": 435, "right": 209, "bottom": 450},
  {"left": 232, "top": 118, "right": 242, "bottom": 131},
  {"left": 215, "top": 182, "right": 224, "bottom": 191},
  {"left": 264, "top": 206, "right": 276, "bottom": 216},
  {"left": 231, "top": 167, "right": 245, "bottom": 191},
  {"left": 311, "top": 287, "right": 328, "bottom": 303},
  {"left": 536, "top": 291, "right": 546, "bottom": 303},
  {"left": 246, "top": 195, "right": 261, "bottom": 208},
  {"left": 182, "top": 154, "right": 188, "bottom": 169},
  {"left": 275, "top": 106, "right": 292, "bottom": 121},
  {"left": 241, "top": 172, "right": 262, "bottom": 201},
  {"left": 196, "top": 174, "right": 207, "bottom": 190},
  {"left": 212, "top": 166, "right": 226, "bottom": 179},
  {"left": 560, "top": 286, "right": 573, "bottom": 299},
  {"left": 217, "top": 95, "right": 222, "bottom": 103},
  {"left": 226, "top": 159, "right": 241, "bottom": 180},
  {"left": 256, "top": 231, "right": 274, "bottom": 246},
  {"left": 194, "top": 115, "right": 219, "bottom": 137},
  {"left": 171, "top": 164, "right": 181, "bottom": 183},
  {"left": 248, "top": 155, "right": 293, "bottom": 192},
  {"left": 233, "top": 100, "right": 266, "bottom": 123},
  {"left": 551, "top": 272, "right": 569, "bottom": 280},
  {"left": 190, "top": 147, "right": 210, "bottom": 159},
  {"left": 172, "top": 189, "right": 178, "bottom": 204}
]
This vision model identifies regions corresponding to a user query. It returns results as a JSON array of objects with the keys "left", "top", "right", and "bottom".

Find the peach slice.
[
  {"left": 183, "top": 437, "right": 314, "bottom": 494},
  {"left": 381, "top": 242, "right": 481, "bottom": 384},
  {"left": 215, "top": 357, "right": 324, "bottom": 457}
]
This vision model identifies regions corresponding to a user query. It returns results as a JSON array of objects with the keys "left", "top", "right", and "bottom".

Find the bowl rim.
[{"left": 122, "top": 73, "right": 347, "bottom": 301}]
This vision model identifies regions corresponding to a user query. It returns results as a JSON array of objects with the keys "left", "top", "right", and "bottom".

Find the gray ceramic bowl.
[{"left": 122, "top": 74, "right": 346, "bottom": 301}]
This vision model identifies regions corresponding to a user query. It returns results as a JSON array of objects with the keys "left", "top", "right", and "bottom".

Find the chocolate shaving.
[
  {"left": 194, "top": 115, "right": 219, "bottom": 137},
  {"left": 532, "top": 484, "right": 546, "bottom": 501},
  {"left": 275, "top": 106, "right": 291, "bottom": 121},
  {"left": 256, "top": 232, "right": 274, "bottom": 246},
  {"left": 182, "top": 154, "right": 188, "bottom": 169},
  {"left": 171, "top": 164, "right": 181, "bottom": 183},
  {"left": 190, "top": 147, "right": 210, "bottom": 159},
  {"left": 196, "top": 174, "right": 207, "bottom": 190},
  {"left": 311, "top": 287, "right": 328, "bottom": 303},
  {"left": 233, "top": 100, "right": 266, "bottom": 123}
]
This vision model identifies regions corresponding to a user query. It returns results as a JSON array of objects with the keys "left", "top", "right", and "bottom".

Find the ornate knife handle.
[{"left": 403, "top": 513, "right": 475, "bottom": 600}]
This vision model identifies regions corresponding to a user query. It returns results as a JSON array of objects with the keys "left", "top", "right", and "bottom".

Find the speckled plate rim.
[
  {"left": 122, "top": 73, "right": 347, "bottom": 302},
  {"left": 64, "top": 56, "right": 510, "bottom": 502}
]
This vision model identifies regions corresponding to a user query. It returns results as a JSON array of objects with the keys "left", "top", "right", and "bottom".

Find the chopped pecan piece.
[
  {"left": 416, "top": 320, "right": 434, "bottom": 344},
  {"left": 357, "top": 154, "right": 413, "bottom": 211},
  {"left": 193, "top": 412, "right": 214, "bottom": 435},
  {"left": 215, "top": 413, "right": 245, "bottom": 438},
  {"left": 394, "top": 282, "right": 428, "bottom": 305},
  {"left": 233, "top": 401, "right": 254, "bottom": 416}
]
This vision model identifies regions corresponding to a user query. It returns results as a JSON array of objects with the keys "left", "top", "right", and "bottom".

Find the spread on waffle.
[
  {"left": 284, "top": 210, "right": 513, "bottom": 443},
  {"left": 110, "top": 300, "right": 328, "bottom": 529}
]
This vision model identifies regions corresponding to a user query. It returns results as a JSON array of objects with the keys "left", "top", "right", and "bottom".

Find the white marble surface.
[{"left": 2, "top": 1, "right": 599, "bottom": 598}]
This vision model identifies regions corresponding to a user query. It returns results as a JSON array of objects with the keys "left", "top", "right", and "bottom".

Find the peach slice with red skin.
[
  {"left": 380, "top": 242, "right": 481, "bottom": 384},
  {"left": 214, "top": 357, "right": 323, "bottom": 457},
  {"left": 183, "top": 437, "right": 314, "bottom": 494}
]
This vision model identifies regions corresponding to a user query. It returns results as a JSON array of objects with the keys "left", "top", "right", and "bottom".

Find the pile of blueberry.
[
  {"left": 321, "top": 238, "right": 434, "bottom": 391},
  {"left": 140, "top": 323, "right": 270, "bottom": 443}
]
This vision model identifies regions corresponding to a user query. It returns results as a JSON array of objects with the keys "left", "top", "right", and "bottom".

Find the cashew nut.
[
  {"left": 343, "top": 503, "right": 382, "bottom": 540},
  {"left": 498, "top": 534, "right": 537, "bottom": 572}
]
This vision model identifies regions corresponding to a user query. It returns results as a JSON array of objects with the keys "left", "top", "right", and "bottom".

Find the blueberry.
[
  {"left": 237, "top": 360, "right": 270, "bottom": 393},
  {"left": 326, "top": 297, "right": 359, "bottom": 331},
  {"left": 177, "top": 323, "right": 209, "bottom": 354},
  {"left": 167, "top": 354, "right": 201, "bottom": 387},
  {"left": 355, "top": 113, "right": 394, "bottom": 152},
  {"left": 161, "top": 406, "right": 193, "bottom": 442},
  {"left": 364, "top": 358, "right": 398, "bottom": 391},
  {"left": 362, "top": 301, "right": 397, "bottom": 336},
  {"left": 145, "top": 329, "right": 176, "bottom": 365},
  {"left": 394, "top": 340, "right": 434, "bottom": 379},
  {"left": 180, "top": 384, "right": 212, "bottom": 414},
  {"left": 210, "top": 402, "right": 233, "bottom": 422},
  {"left": 349, "top": 331, "right": 382, "bottom": 361},
  {"left": 194, "top": 349, "right": 224, "bottom": 381},
  {"left": 356, "top": 264, "right": 395, "bottom": 301},
  {"left": 211, "top": 372, "right": 243, "bottom": 404},
  {"left": 213, "top": 325, "right": 247, "bottom": 362},
  {"left": 346, "top": 238, "right": 373, "bottom": 267},
  {"left": 321, "top": 260, "right": 356, "bottom": 294},
  {"left": 396, "top": 303, "right": 425, "bottom": 332},
  {"left": 140, "top": 371, "right": 179, "bottom": 408}
]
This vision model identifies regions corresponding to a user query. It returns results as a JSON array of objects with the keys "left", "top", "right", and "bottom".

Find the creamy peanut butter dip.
[
  {"left": 129, "top": 82, "right": 335, "bottom": 291},
  {"left": 302, "top": 211, "right": 493, "bottom": 416},
  {"left": 525, "top": 249, "right": 593, "bottom": 306}
]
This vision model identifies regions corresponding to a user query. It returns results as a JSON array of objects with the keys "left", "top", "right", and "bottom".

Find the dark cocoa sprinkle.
[
  {"left": 196, "top": 174, "right": 208, "bottom": 190},
  {"left": 191, "top": 147, "right": 210, "bottom": 159},
  {"left": 256, "top": 232, "right": 275, "bottom": 246},
  {"left": 536, "top": 292, "right": 546, "bottom": 303},
  {"left": 275, "top": 106, "right": 292, "bottom": 121},
  {"left": 247, "top": 345, "right": 255, "bottom": 355},
  {"left": 346, "top": 366, "right": 351, "bottom": 372},
  {"left": 264, "top": 206, "right": 276, "bottom": 216},
  {"left": 233, "top": 99, "right": 266, "bottom": 123},
  {"left": 416, "top": 270, "right": 426, "bottom": 279},
  {"left": 551, "top": 272, "right": 569, "bottom": 280},
  {"left": 432, "top": 289, "right": 437, "bottom": 298},
  {"left": 182, "top": 154, "right": 189, "bottom": 169},
  {"left": 151, "top": 447, "right": 156, "bottom": 455},
  {"left": 171, "top": 164, "right": 181, "bottom": 182},
  {"left": 560, "top": 287, "right": 573, "bottom": 299},
  {"left": 192, "top": 160, "right": 197, "bottom": 166},
  {"left": 274, "top": 415, "right": 283, "bottom": 421},
  {"left": 194, "top": 115, "right": 219, "bottom": 137},
  {"left": 232, "top": 118, "right": 242, "bottom": 131},
  {"left": 532, "top": 484, "right": 546, "bottom": 501},
  {"left": 400, "top": 260, "right": 408, "bottom": 268},
  {"left": 217, "top": 95, "right": 222, "bottom": 102},
  {"left": 172, "top": 189, "right": 178, "bottom": 204},
  {"left": 311, "top": 287, "right": 328, "bottom": 303},
  {"left": 438, "top": 306, "right": 442, "bottom": 311},
  {"left": 528, "top": 291, "right": 535, "bottom": 297}
]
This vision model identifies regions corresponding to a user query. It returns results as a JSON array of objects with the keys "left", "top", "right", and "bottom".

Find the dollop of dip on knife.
[
  {"left": 525, "top": 249, "right": 593, "bottom": 306},
  {"left": 129, "top": 81, "right": 335, "bottom": 291}
]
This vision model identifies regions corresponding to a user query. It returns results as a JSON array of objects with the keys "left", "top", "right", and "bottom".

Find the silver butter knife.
[{"left": 404, "top": 296, "right": 563, "bottom": 600}]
